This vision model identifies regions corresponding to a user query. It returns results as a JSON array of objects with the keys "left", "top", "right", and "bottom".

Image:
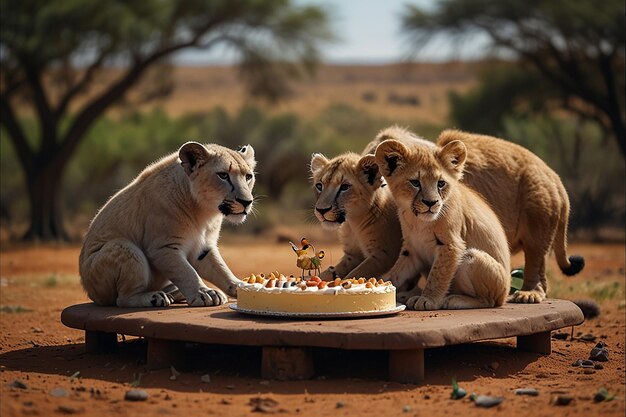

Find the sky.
[{"left": 174, "top": 0, "right": 489, "bottom": 66}]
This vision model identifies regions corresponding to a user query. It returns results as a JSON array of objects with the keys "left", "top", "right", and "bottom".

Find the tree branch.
[
  {"left": 24, "top": 67, "right": 57, "bottom": 149},
  {"left": 0, "top": 93, "right": 34, "bottom": 174}
]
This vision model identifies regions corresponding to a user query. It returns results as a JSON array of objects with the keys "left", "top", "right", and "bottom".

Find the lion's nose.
[
  {"left": 236, "top": 198, "right": 253, "bottom": 209},
  {"left": 316, "top": 206, "right": 332, "bottom": 215},
  {"left": 422, "top": 199, "right": 438, "bottom": 208}
]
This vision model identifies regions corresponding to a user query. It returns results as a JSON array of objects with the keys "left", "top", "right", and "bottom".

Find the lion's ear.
[
  {"left": 179, "top": 142, "right": 209, "bottom": 176},
  {"left": 238, "top": 145, "right": 256, "bottom": 170},
  {"left": 438, "top": 140, "right": 467, "bottom": 178},
  {"left": 357, "top": 154, "right": 381, "bottom": 186},
  {"left": 374, "top": 139, "right": 409, "bottom": 177},
  {"left": 310, "top": 153, "right": 329, "bottom": 175}
]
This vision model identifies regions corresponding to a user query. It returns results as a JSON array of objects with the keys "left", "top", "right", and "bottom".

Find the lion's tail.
[{"left": 553, "top": 186, "right": 585, "bottom": 276}]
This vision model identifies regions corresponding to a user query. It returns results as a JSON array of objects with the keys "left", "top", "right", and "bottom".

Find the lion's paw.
[
  {"left": 509, "top": 289, "right": 544, "bottom": 304},
  {"left": 187, "top": 288, "right": 228, "bottom": 307},
  {"left": 150, "top": 291, "right": 174, "bottom": 307},
  {"left": 409, "top": 295, "right": 443, "bottom": 311}
]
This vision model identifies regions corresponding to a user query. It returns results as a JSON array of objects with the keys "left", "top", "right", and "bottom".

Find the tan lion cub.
[
  {"left": 375, "top": 139, "right": 510, "bottom": 310},
  {"left": 437, "top": 130, "right": 584, "bottom": 303},
  {"left": 310, "top": 152, "right": 401, "bottom": 279},
  {"left": 79, "top": 142, "right": 256, "bottom": 308}
]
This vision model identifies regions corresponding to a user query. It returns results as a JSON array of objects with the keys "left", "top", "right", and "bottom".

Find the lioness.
[
  {"left": 310, "top": 126, "right": 434, "bottom": 280},
  {"left": 79, "top": 142, "right": 255, "bottom": 307},
  {"left": 375, "top": 139, "right": 510, "bottom": 310},
  {"left": 437, "top": 130, "right": 584, "bottom": 303}
]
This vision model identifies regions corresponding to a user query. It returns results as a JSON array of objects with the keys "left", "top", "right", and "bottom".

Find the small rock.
[
  {"left": 474, "top": 396, "right": 503, "bottom": 408},
  {"left": 583, "top": 369, "right": 595, "bottom": 374},
  {"left": 221, "top": 398, "right": 232, "bottom": 405},
  {"left": 552, "top": 332, "right": 569, "bottom": 340},
  {"left": 50, "top": 387, "right": 68, "bottom": 397},
  {"left": 572, "top": 359, "right": 595, "bottom": 368},
  {"left": 124, "top": 389, "right": 149, "bottom": 402},
  {"left": 200, "top": 374, "right": 211, "bottom": 383},
  {"left": 164, "top": 394, "right": 172, "bottom": 400},
  {"left": 580, "top": 333, "right": 596, "bottom": 342},
  {"left": 423, "top": 394, "right": 431, "bottom": 400},
  {"left": 589, "top": 342, "right": 609, "bottom": 362},
  {"left": 490, "top": 361, "right": 500, "bottom": 370},
  {"left": 335, "top": 401, "right": 345, "bottom": 408},
  {"left": 594, "top": 363, "right": 604, "bottom": 370},
  {"left": 10, "top": 379, "right": 28, "bottom": 389},
  {"left": 552, "top": 395, "right": 573, "bottom": 406},
  {"left": 593, "top": 388, "right": 614, "bottom": 403},
  {"left": 402, "top": 405, "right": 412, "bottom": 412},
  {"left": 249, "top": 397, "right": 281, "bottom": 413},
  {"left": 225, "top": 384, "right": 235, "bottom": 390},
  {"left": 57, "top": 405, "right": 79, "bottom": 414},
  {"left": 514, "top": 388, "right": 539, "bottom": 396},
  {"left": 32, "top": 327, "right": 44, "bottom": 333},
  {"left": 169, "top": 366, "right": 180, "bottom": 381}
]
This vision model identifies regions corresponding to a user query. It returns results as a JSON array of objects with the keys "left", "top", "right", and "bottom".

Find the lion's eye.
[
  {"left": 217, "top": 172, "right": 229, "bottom": 180},
  {"left": 410, "top": 180, "right": 421, "bottom": 188},
  {"left": 246, "top": 173, "right": 253, "bottom": 181},
  {"left": 437, "top": 180, "right": 446, "bottom": 189},
  {"left": 315, "top": 183, "right": 323, "bottom": 192},
  {"left": 340, "top": 183, "right": 351, "bottom": 192}
]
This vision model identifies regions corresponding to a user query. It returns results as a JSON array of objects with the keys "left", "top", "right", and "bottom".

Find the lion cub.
[
  {"left": 375, "top": 139, "right": 510, "bottom": 310},
  {"left": 79, "top": 142, "right": 256, "bottom": 308}
]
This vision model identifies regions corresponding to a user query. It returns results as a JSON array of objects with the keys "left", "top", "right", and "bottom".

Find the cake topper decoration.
[{"left": 290, "top": 237, "right": 325, "bottom": 277}]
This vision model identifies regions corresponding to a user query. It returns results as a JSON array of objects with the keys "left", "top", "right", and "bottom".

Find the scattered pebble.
[
  {"left": 514, "top": 388, "right": 539, "bottom": 396},
  {"left": 402, "top": 405, "right": 412, "bottom": 413},
  {"left": 594, "top": 388, "right": 615, "bottom": 403},
  {"left": 423, "top": 394, "right": 431, "bottom": 400},
  {"left": 552, "top": 395, "right": 573, "bottom": 406},
  {"left": 474, "top": 396, "right": 503, "bottom": 408},
  {"left": 572, "top": 359, "right": 595, "bottom": 368},
  {"left": 10, "top": 379, "right": 28, "bottom": 389},
  {"left": 335, "top": 401, "right": 345, "bottom": 409},
  {"left": 572, "top": 299, "right": 601, "bottom": 319},
  {"left": 169, "top": 366, "right": 180, "bottom": 381},
  {"left": 57, "top": 405, "right": 80, "bottom": 414},
  {"left": 580, "top": 333, "right": 597, "bottom": 342},
  {"left": 249, "top": 397, "right": 281, "bottom": 413},
  {"left": 490, "top": 361, "right": 500, "bottom": 370},
  {"left": 50, "top": 387, "right": 68, "bottom": 397},
  {"left": 225, "top": 384, "right": 236, "bottom": 390},
  {"left": 221, "top": 399, "right": 232, "bottom": 405},
  {"left": 200, "top": 374, "right": 211, "bottom": 383},
  {"left": 583, "top": 369, "right": 595, "bottom": 374},
  {"left": 552, "top": 332, "right": 569, "bottom": 340},
  {"left": 589, "top": 342, "right": 609, "bottom": 362},
  {"left": 594, "top": 363, "right": 604, "bottom": 370},
  {"left": 124, "top": 389, "right": 149, "bottom": 402},
  {"left": 32, "top": 327, "right": 44, "bottom": 333}
]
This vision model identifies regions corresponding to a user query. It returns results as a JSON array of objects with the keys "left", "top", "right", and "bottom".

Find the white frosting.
[{"left": 237, "top": 281, "right": 394, "bottom": 295}]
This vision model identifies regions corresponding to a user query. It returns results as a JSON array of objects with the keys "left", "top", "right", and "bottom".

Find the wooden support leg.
[
  {"left": 389, "top": 349, "right": 424, "bottom": 383},
  {"left": 261, "top": 347, "right": 314, "bottom": 380},
  {"left": 146, "top": 338, "right": 186, "bottom": 370},
  {"left": 85, "top": 331, "right": 118, "bottom": 353},
  {"left": 517, "top": 331, "right": 551, "bottom": 355}
]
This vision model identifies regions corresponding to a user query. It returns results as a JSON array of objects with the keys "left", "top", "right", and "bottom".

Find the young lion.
[
  {"left": 79, "top": 142, "right": 256, "bottom": 308},
  {"left": 310, "top": 152, "right": 401, "bottom": 280},
  {"left": 437, "top": 130, "right": 584, "bottom": 303},
  {"left": 375, "top": 139, "right": 510, "bottom": 310},
  {"left": 310, "top": 126, "right": 435, "bottom": 280}
]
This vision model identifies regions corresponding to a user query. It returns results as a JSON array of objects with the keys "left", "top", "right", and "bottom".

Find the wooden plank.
[
  {"left": 261, "top": 346, "right": 314, "bottom": 380},
  {"left": 61, "top": 300, "right": 584, "bottom": 351},
  {"left": 85, "top": 331, "right": 117, "bottom": 353},
  {"left": 388, "top": 349, "right": 424, "bottom": 383},
  {"left": 517, "top": 331, "right": 551, "bottom": 355},
  {"left": 146, "top": 338, "right": 186, "bottom": 370}
]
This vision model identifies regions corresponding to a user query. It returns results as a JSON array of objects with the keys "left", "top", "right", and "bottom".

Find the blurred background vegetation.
[{"left": 1, "top": 0, "right": 624, "bottom": 242}]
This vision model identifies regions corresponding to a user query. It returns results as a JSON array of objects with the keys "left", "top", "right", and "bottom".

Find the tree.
[
  {"left": 401, "top": 0, "right": 625, "bottom": 157},
  {"left": 0, "top": 0, "right": 333, "bottom": 240}
]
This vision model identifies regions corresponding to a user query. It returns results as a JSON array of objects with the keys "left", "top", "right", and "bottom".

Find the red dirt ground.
[{"left": 0, "top": 242, "right": 624, "bottom": 417}]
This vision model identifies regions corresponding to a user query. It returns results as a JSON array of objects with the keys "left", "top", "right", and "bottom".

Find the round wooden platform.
[{"left": 61, "top": 299, "right": 583, "bottom": 383}]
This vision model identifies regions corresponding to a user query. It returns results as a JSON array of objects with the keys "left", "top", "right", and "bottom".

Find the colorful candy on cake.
[{"left": 235, "top": 238, "right": 397, "bottom": 314}]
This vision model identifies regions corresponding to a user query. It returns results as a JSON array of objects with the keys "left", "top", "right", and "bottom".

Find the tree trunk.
[
  {"left": 23, "top": 157, "right": 69, "bottom": 241},
  {"left": 607, "top": 107, "right": 626, "bottom": 158}
]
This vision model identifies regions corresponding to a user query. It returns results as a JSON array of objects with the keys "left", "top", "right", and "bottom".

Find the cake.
[{"left": 235, "top": 273, "right": 397, "bottom": 314}]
